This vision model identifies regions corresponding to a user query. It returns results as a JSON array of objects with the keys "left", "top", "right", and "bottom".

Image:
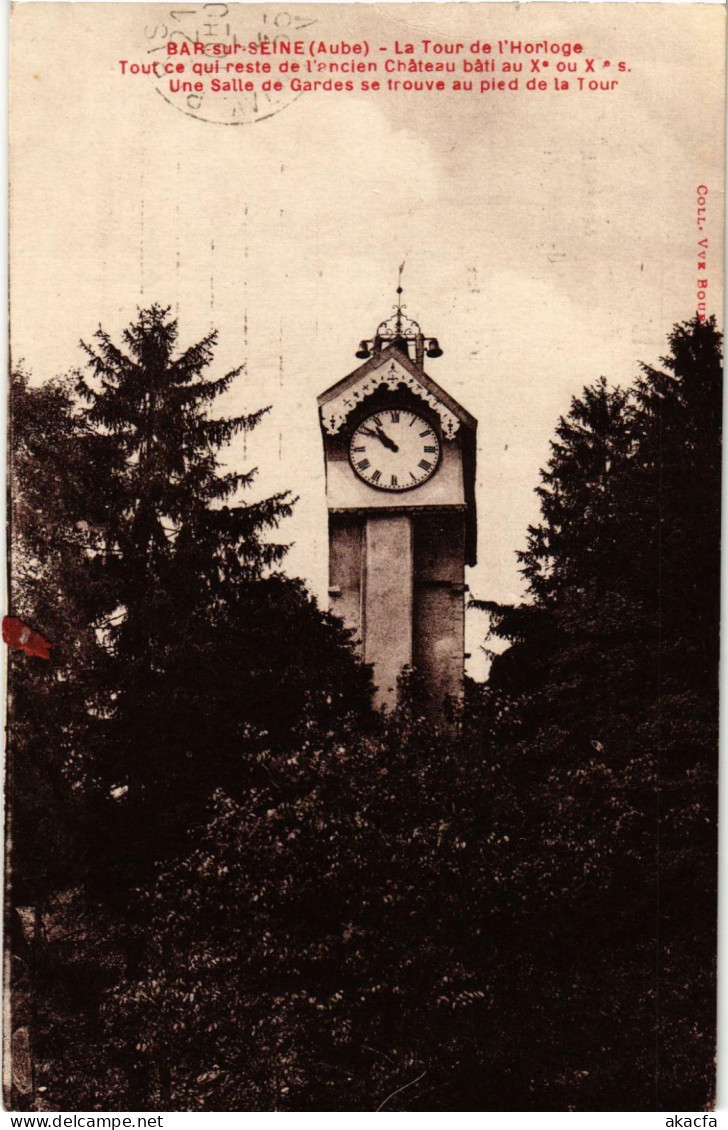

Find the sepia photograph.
[{"left": 4, "top": 1, "right": 725, "bottom": 1112}]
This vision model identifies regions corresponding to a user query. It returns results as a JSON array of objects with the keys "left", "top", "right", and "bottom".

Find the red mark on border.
[{"left": 2, "top": 617, "right": 52, "bottom": 660}]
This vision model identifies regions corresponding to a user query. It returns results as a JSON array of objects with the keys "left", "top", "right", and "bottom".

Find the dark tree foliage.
[
  {"left": 74, "top": 306, "right": 292, "bottom": 884},
  {"left": 474, "top": 314, "right": 721, "bottom": 1110},
  {"left": 23, "top": 711, "right": 504, "bottom": 1112},
  {"left": 34, "top": 680, "right": 681, "bottom": 1112},
  {"left": 7, "top": 368, "right": 123, "bottom": 1111},
  {"left": 630, "top": 317, "right": 722, "bottom": 1107},
  {"left": 7, "top": 369, "right": 109, "bottom": 904},
  {"left": 11, "top": 309, "right": 372, "bottom": 870},
  {"left": 521, "top": 376, "right": 636, "bottom": 604},
  {"left": 6, "top": 309, "right": 373, "bottom": 1110}
]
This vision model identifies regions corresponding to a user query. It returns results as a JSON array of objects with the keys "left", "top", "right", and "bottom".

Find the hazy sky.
[{"left": 10, "top": 2, "right": 725, "bottom": 676}]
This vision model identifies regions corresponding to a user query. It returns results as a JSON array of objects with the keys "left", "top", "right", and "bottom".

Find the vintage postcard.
[{"left": 5, "top": 0, "right": 725, "bottom": 1113}]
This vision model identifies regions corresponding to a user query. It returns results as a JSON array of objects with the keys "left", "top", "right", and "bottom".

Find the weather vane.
[{"left": 355, "top": 264, "right": 443, "bottom": 363}]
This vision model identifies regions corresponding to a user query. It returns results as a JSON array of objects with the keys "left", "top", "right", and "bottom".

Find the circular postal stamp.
[{"left": 143, "top": 4, "right": 318, "bottom": 125}]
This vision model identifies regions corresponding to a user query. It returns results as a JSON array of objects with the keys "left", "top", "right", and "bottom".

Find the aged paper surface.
[{"left": 6, "top": 1, "right": 725, "bottom": 1113}]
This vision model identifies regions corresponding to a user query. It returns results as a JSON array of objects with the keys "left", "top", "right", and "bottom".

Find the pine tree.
[
  {"left": 629, "top": 316, "right": 722, "bottom": 1107},
  {"left": 631, "top": 315, "right": 722, "bottom": 696},
  {"left": 484, "top": 376, "right": 638, "bottom": 716},
  {"left": 476, "top": 315, "right": 722, "bottom": 1110},
  {"left": 76, "top": 303, "right": 291, "bottom": 650},
  {"left": 7, "top": 313, "right": 374, "bottom": 1109},
  {"left": 519, "top": 376, "right": 635, "bottom": 604},
  {"left": 74, "top": 305, "right": 295, "bottom": 888}
]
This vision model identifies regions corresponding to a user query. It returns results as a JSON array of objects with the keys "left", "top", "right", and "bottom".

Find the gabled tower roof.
[{"left": 317, "top": 341, "right": 477, "bottom": 438}]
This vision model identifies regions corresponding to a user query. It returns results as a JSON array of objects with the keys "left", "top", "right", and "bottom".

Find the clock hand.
[
  {"left": 359, "top": 424, "right": 399, "bottom": 452},
  {"left": 374, "top": 426, "right": 399, "bottom": 453}
]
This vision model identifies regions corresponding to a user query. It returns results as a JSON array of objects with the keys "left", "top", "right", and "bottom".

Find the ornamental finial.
[{"left": 354, "top": 268, "right": 443, "bottom": 365}]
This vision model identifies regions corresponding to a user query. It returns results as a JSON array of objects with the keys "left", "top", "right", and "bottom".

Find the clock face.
[{"left": 349, "top": 409, "right": 441, "bottom": 492}]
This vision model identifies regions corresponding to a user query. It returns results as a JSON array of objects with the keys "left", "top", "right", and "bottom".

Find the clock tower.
[{"left": 318, "top": 290, "right": 477, "bottom": 716}]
